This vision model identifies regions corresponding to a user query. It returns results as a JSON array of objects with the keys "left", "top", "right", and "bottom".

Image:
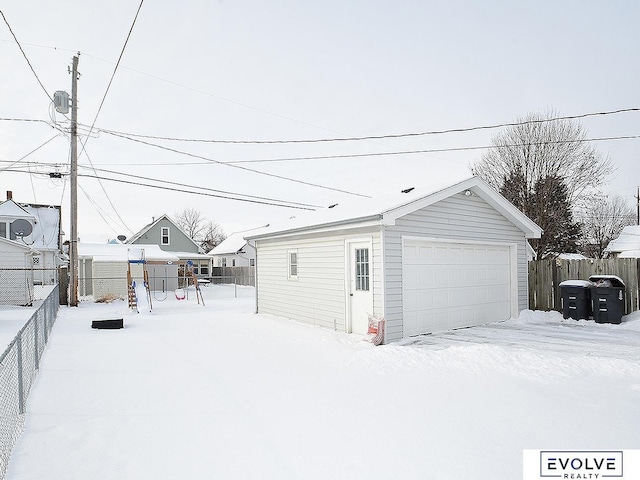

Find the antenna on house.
[
  {"left": 401, "top": 187, "right": 415, "bottom": 194},
  {"left": 10, "top": 219, "right": 33, "bottom": 237}
]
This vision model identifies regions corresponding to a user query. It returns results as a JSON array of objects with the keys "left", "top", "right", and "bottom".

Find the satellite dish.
[
  {"left": 117, "top": 235, "right": 127, "bottom": 242},
  {"left": 11, "top": 219, "right": 33, "bottom": 237}
]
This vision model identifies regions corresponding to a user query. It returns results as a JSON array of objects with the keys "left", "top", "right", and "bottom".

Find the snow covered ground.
[{"left": 5, "top": 285, "right": 640, "bottom": 479}]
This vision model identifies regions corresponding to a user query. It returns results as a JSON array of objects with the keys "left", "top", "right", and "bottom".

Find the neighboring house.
[
  {"left": 125, "top": 214, "right": 212, "bottom": 278},
  {"left": 0, "top": 192, "right": 64, "bottom": 285},
  {"left": 208, "top": 232, "right": 256, "bottom": 267},
  {"left": 0, "top": 236, "right": 39, "bottom": 305},
  {"left": 245, "top": 176, "right": 542, "bottom": 344},
  {"left": 78, "top": 243, "right": 180, "bottom": 300},
  {"left": 604, "top": 225, "right": 640, "bottom": 258}
]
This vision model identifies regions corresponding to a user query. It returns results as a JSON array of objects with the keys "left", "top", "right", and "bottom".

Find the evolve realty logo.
[{"left": 540, "top": 451, "right": 623, "bottom": 479}]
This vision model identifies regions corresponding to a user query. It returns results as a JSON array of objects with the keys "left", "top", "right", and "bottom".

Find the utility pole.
[
  {"left": 69, "top": 54, "right": 79, "bottom": 307},
  {"left": 636, "top": 186, "right": 639, "bottom": 226}
]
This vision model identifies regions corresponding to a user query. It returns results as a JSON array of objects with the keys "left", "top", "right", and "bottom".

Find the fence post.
[
  {"left": 234, "top": 277, "right": 237, "bottom": 298},
  {"left": 16, "top": 332, "right": 25, "bottom": 415}
]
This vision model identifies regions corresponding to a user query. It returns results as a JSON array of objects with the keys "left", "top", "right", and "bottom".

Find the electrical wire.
[
  {"left": 76, "top": 173, "right": 318, "bottom": 210},
  {"left": 0, "top": 135, "right": 62, "bottom": 172},
  {"left": 79, "top": 165, "right": 323, "bottom": 209},
  {"left": 74, "top": 0, "right": 144, "bottom": 236},
  {"left": 105, "top": 131, "right": 372, "bottom": 198},
  {"left": 97, "top": 107, "right": 640, "bottom": 145},
  {"left": 222, "top": 134, "right": 640, "bottom": 164},
  {"left": 0, "top": 9, "right": 53, "bottom": 103}
]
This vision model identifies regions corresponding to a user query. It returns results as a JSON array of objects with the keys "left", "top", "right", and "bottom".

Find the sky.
[
  {"left": 1, "top": 1, "right": 639, "bottom": 243},
  {"left": 4, "top": 287, "right": 640, "bottom": 479}
]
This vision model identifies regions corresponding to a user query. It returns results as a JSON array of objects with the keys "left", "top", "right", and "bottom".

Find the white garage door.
[{"left": 402, "top": 239, "right": 513, "bottom": 336}]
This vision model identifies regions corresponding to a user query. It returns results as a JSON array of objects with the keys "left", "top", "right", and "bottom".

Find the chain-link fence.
[
  {"left": 0, "top": 268, "right": 60, "bottom": 306},
  {"left": 0, "top": 284, "right": 60, "bottom": 479}
]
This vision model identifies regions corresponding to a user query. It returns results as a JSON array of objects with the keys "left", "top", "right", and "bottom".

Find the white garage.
[
  {"left": 402, "top": 239, "right": 516, "bottom": 335},
  {"left": 247, "top": 176, "right": 542, "bottom": 344}
]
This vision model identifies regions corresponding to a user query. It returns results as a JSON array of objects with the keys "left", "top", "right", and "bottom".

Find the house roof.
[
  {"left": 78, "top": 243, "right": 180, "bottom": 263},
  {"left": 0, "top": 236, "right": 41, "bottom": 254},
  {"left": 0, "top": 199, "right": 35, "bottom": 220},
  {"left": 207, "top": 232, "right": 249, "bottom": 256},
  {"left": 605, "top": 225, "right": 640, "bottom": 255},
  {"left": 245, "top": 176, "right": 543, "bottom": 240},
  {"left": 126, "top": 214, "right": 203, "bottom": 252}
]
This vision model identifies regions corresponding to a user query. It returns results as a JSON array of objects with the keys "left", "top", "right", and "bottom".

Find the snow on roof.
[
  {"left": 619, "top": 249, "right": 640, "bottom": 259},
  {"left": 208, "top": 232, "right": 249, "bottom": 256},
  {"left": 246, "top": 176, "right": 542, "bottom": 240},
  {"left": 605, "top": 225, "right": 640, "bottom": 254},
  {"left": 0, "top": 199, "right": 35, "bottom": 219},
  {"left": 556, "top": 253, "right": 589, "bottom": 260},
  {"left": 78, "top": 243, "right": 180, "bottom": 262},
  {"left": 23, "top": 205, "right": 60, "bottom": 251}
]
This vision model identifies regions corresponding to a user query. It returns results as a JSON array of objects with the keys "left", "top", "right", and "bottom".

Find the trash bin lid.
[
  {"left": 559, "top": 280, "right": 593, "bottom": 288},
  {"left": 588, "top": 275, "right": 625, "bottom": 288}
]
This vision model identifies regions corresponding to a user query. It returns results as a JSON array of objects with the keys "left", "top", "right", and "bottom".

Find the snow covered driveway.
[{"left": 6, "top": 286, "right": 640, "bottom": 480}]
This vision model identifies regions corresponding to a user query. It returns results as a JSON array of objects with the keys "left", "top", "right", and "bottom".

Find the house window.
[
  {"left": 232, "top": 259, "right": 236, "bottom": 267},
  {"left": 33, "top": 256, "right": 41, "bottom": 265},
  {"left": 200, "top": 264, "right": 209, "bottom": 275},
  {"left": 221, "top": 258, "right": 226, "bottom": 267},
  {"left": 161, "top": 227, "right": 170, "bottom": 245},
  {"left": 250, "top": 258, "right": 255, "bottom": 267},
  {"left": 355, "top": 248, "right": 369, "bottom": 291},
  {"left": 288, "top": 250, "right": 298, "bottom": 279},
  {"left": 0, "top": 223, "right": 5, "bottom": 238},
  {"left": 193, "top": 265, "right": 199, "bottom": 275}
]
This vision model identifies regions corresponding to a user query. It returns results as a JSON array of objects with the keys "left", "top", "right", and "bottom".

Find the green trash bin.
[{"left": 589, "top": 275, "right": 626, "bottom": 324}]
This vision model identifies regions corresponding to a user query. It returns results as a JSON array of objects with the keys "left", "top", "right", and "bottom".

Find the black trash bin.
[
  {"left": 589, "top": 275, "right": 626, "bottom": 324},
  {"left": 559, "top": 280, "right": 593, "bottom": 320}
]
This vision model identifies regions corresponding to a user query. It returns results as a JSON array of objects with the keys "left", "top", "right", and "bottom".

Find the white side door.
[{"left": 347, "top": 241, "right": 373, "bottom": 334}]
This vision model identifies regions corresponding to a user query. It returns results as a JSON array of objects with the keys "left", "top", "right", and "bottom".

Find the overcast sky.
[{"left": 1, "top": 1, "right": 638, "bottom": 243}]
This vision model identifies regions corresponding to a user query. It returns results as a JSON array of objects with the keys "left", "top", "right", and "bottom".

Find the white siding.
[
  {"left": 383, "top": 193, "right": 529, "bottom": 342},
  {"left": 0, "top": 248, "right": 35, "bottom": 305},
  {"left": 91, "top": 262, "right": 143, "bottom": 300},
  {"left": 255, "top": 227, "right": 383, "bottom": 333}
]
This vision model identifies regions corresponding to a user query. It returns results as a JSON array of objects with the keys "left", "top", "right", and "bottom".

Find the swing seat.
[{"left": 175, "top": 289, "right": 186, "bottom": 300}]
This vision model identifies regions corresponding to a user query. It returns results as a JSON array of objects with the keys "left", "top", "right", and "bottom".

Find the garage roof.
[{"left": 246, "top": 176, "right": 542, "bottom": 240}]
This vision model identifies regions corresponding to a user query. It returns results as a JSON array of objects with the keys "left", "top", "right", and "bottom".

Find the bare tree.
[
  {"left": 471, "top": 110, "right": 613, "bottom": 205},
  {"left": 173, "top": 208, "right": 226, "bottom": 252},
  {"left": 576, "top": 194, "right": 635, "bottom": 258}
]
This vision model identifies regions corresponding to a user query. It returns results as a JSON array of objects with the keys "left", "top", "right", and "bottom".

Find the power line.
[
  {"left": 97, "top": 107, "right": 640, "bottom": 145},
  {"left": 0, "top": 135, "right": 62, "bottom": 172},
  {"left": 82, "top": 0, "right": 144, "bottom": 145},
  {"left": 76, "top": 0, "right": 144, "bottom": 237},
  {"left": 0, "top": 9, "right": 53, "bottom": 103},
  {"left": 105, "top": 130, "right": 371, "bottom": 198},
  {"left": 76, "top": 173, "right": 318, "bottom": 210},
  {"left": 222, "top": 134, "right": 640, "bottom": 164},
  {"left": 79, "top": 165, "right": 324, "bottom": 209}
]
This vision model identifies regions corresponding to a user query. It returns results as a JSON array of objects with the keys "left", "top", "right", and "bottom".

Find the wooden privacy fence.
[{"left": 528, "top": 258, "right": 640, "bottom": 314}]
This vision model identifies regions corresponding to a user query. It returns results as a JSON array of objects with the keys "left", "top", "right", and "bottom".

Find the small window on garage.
[
  {"left": 250, "top": 258, "right": 255, "bottom": 267},
  {"left": 161, "top": 227, "right": 170, "bottom": 245},
  {"left": 355, "top": 248, "right": 369, "bottom": 291},
  {"left": 288, "top": 250, "right": 298, "bottom": 279}
]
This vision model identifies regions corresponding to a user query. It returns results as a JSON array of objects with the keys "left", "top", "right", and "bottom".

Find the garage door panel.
[{"left": 403, "top": 239, "right": 513, "bottom": 336}]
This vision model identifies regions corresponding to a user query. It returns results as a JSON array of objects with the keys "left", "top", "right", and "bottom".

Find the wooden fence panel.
[{"left": 528, "top": 258, "right": 640, "bottom": 314}]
